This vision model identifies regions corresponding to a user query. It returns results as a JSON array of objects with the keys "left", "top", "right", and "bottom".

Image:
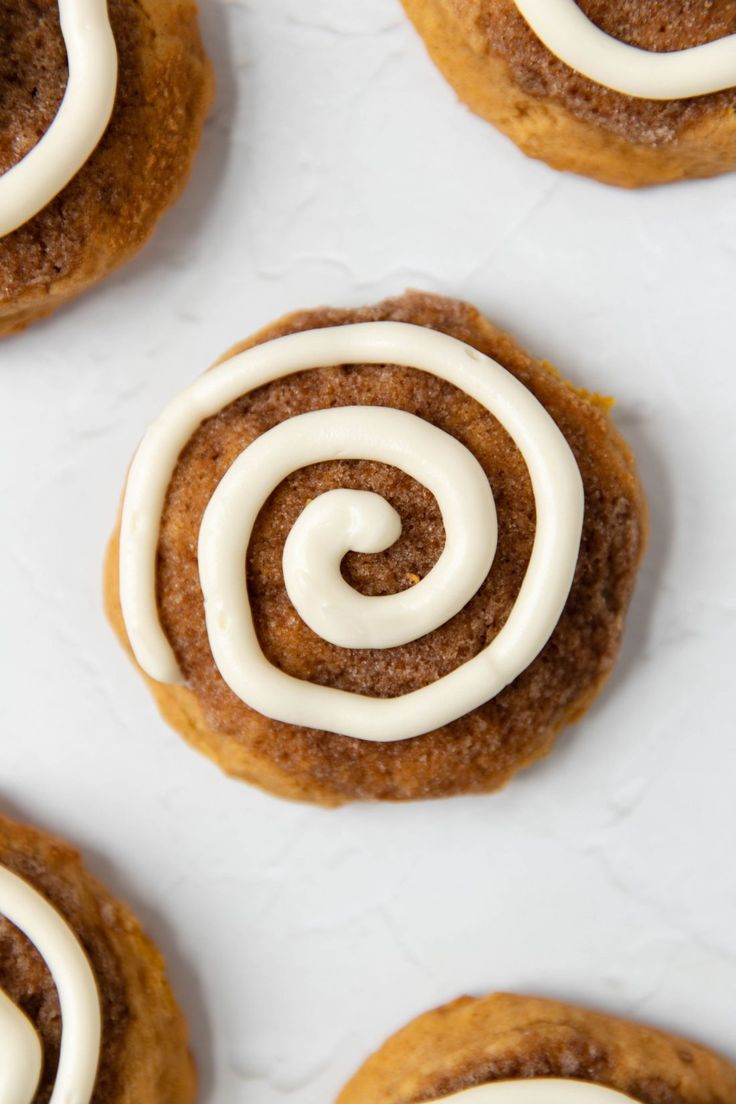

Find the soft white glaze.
[
  {"left": 0, "top": 989, "right": 42, "bottom": 1104},
  {"left": 513, "top": 0, "right": 736, "bottom": 100},
  {"left": 0, "top": 0, "right": 118, "bottom": 238},
  {"left": 119, "top": 321, "right": 584, "bottom": 742},
  {"left": 436, "top": 1082, "right": 635, "bottom": 1102},
  {"left": 208, "top": 407, "right": 497, "bottom": 654},
  {"left": 0, "top": 864, "right": 101, "bottom": 1104}
]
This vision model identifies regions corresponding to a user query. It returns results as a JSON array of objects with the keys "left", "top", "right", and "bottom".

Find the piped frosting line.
[
  {"left": 0, "top": 864, "right": 101, "bottom": 1104},
  {"left": 435, "top": 1081, "right": 636, "bottom": 1102},
  {"left": 0, "top": 0, "right": 118, "bottom": 237},
  {"left": 119, "top": 321, "right": 583, "bottom": 743},
  {"left": 513, "top": 0, "right": 736, "bottom": 100},
  {"left": 0, "top": 988, "right": 42, "bottom": 1104}
]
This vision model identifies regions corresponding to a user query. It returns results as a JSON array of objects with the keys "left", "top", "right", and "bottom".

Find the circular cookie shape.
[
  {"left": 105, "top": 290, "right": 646, "bottom": 806},
  {"left": 337, "top": 992, "right": 736, "bottom": 1103},
  {"left": 399, "top": 0, "right": 736, "bottom": 187},
  {"left": 0, "top": 813, "right": 194, "bottom": 1103},
  {"left": 0, "top": 0, "right": 213, "bottom": 336}
]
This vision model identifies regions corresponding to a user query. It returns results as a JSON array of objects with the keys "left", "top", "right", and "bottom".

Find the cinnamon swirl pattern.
[
  {"left": 119, "top": 321, "right": 584, "bottom": 743},
  {"left": 0, "top": 814, "right": 196, "bottom": 1103},
  {"left": 336, "top": 992, "right": 736, "bottom": 1104},
  {"left": 0, "top": 0, "right": 211, "bottom": 336},
  {"left": 0, "top": 0, "right": 117, "bottom": 237},
  {"left": 400, "top": 2, "right": 736, "bottom": 185},
  {"left": 513, "top": 0, "right": 736, "bottom": 100},
  {"left": 0, "top": 863, "right": 100, "bottom": 1104},
  {"left": 107, "top": 291, "right": 646, "bottom": 803}
]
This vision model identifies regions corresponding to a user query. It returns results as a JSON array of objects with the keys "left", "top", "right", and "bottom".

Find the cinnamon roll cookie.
[
  {"left": 105, "top": 291, "right": 646, "bottom": 805},
  {"left": 0, "top": 0, "right": 213, "bottom": 336},
  {"left": 337, "top": 993, "right": 736, "bottom": 1103},
  {"left": 400, "top": 1, "right": 736, "bottom": 187},
  {"left": 0, "top": 813, "right": 194, "bottom": 1103}
]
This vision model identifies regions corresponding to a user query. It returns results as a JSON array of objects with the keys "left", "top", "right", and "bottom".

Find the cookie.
[
  {"left": 0, "top": 0, "right": 213, "bottom": 335},
  {"left": 400, "top": 0, "right": 736, "bottom": 187},
  {"left": 0, "top": 813, "right": 194, "bottom": 1104},
  {"left": 105, "top": 290, "right": 646, "bottom": 805},
  {"left": 337, "top": 992, "right": 736, "bottom": 1103}
]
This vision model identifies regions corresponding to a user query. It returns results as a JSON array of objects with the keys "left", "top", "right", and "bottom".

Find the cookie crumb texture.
[
  {"left": 106, "top": 291, "right": 647, "bottom": 806},
  {"left": 0, "top": 815, "right": 195, "bottom": 1104},
  {"left": 0, "top": 0, "right": 213, "bottom": 335},
  {"left": 400, "top": 0, "right": 736, "bottom": 186},
  {"left": 336, "top": 992, "right": 736, "bottom": 1103}
]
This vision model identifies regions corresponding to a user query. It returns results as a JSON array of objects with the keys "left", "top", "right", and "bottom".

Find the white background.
[{"left": 1, "top": 1, "right": 735, "bottom": 1100}]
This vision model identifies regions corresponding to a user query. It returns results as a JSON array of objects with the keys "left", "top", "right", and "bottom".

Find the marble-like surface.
[{"left": 1, "top": 1, "right": 735, "bottom": 1100}]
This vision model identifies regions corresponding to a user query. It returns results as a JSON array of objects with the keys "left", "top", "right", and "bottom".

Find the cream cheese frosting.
[
  {"left": 513, "top": 0, "right": 736, "bottom": 100},
  {"left": 435, "top": 1081, "right": 635, "bottom": 1103},
  {"left": 0, "top": 0, "right": 118, "bottom": 238},
  {"left": 0, "top": 863, "right": 101, "bottom": 1104},
  {"left": 119, "top": 321, "right": 584, "bottom": 742}
]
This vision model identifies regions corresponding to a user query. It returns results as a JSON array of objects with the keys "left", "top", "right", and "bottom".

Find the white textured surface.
[{"left": 1, "top": 1, "right": 735, "bottom": 1100}]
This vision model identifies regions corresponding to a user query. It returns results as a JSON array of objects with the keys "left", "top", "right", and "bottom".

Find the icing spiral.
[
  {"left": 0, "top": 0, "right": 118, "bottom": 238},
  {"left": 0, "top": 864, "right": 101, "bottom": 1104},
  {"left": 436, "top": 1083, "right": 635, "bottom": 1102},
  {"left": 119, "top": 321, "right": 584, "bottom": 743},
  {"left": 513, "top": 0, "right": 736, "bottom": 100}
]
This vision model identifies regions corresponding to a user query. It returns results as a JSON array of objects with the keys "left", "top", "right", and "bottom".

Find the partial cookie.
[
  {"left": 0, "top": 813, "right": 194, "bottom": 1103},
  {"left": 0, "top": 0, "right": 213, "bottom": 335},
  {"left": 337, "top": 992, "right": 736, "bottom": 1103},
  {"left": 105, "top": 290, "right": 646, "bottom": 805},
  {"left": 400, "top": 0, "right": 736, "bottom": 187}
]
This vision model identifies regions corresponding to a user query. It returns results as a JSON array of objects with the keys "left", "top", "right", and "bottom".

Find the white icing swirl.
[
  {"left": 0, "top": 0, "right": 118, "bottom": 238},
  {"left": 0, "top": 863, "right": 101, "bottom": 1104},
  {"left": 260, "top": 408, "right": 498, "bottom": 650},
  {"left": 513, "top": 0, "right": 736, "bottom": 100},
  {"left": 435, "top": 1082, "right": 635, "bottom": 1103},
  {"left": 119, "top": 321, "right": 584, "bottom": 743}
]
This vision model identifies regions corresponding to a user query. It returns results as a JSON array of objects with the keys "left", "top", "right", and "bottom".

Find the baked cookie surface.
[
  {"left": 106, "top": 291, "right": 646, "bottom": 805},
  {"left": 336, "top": 992, "right": 736, "bottom": 1103},
  {"left": 0, "top": 813, "right": 194, "bottom": 1104},
  {"left": 0, "top": 0, "right": 213, "bottom": 335},
  {"left": 400, "top": 0, "right": 736, "bottom": 186}
]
